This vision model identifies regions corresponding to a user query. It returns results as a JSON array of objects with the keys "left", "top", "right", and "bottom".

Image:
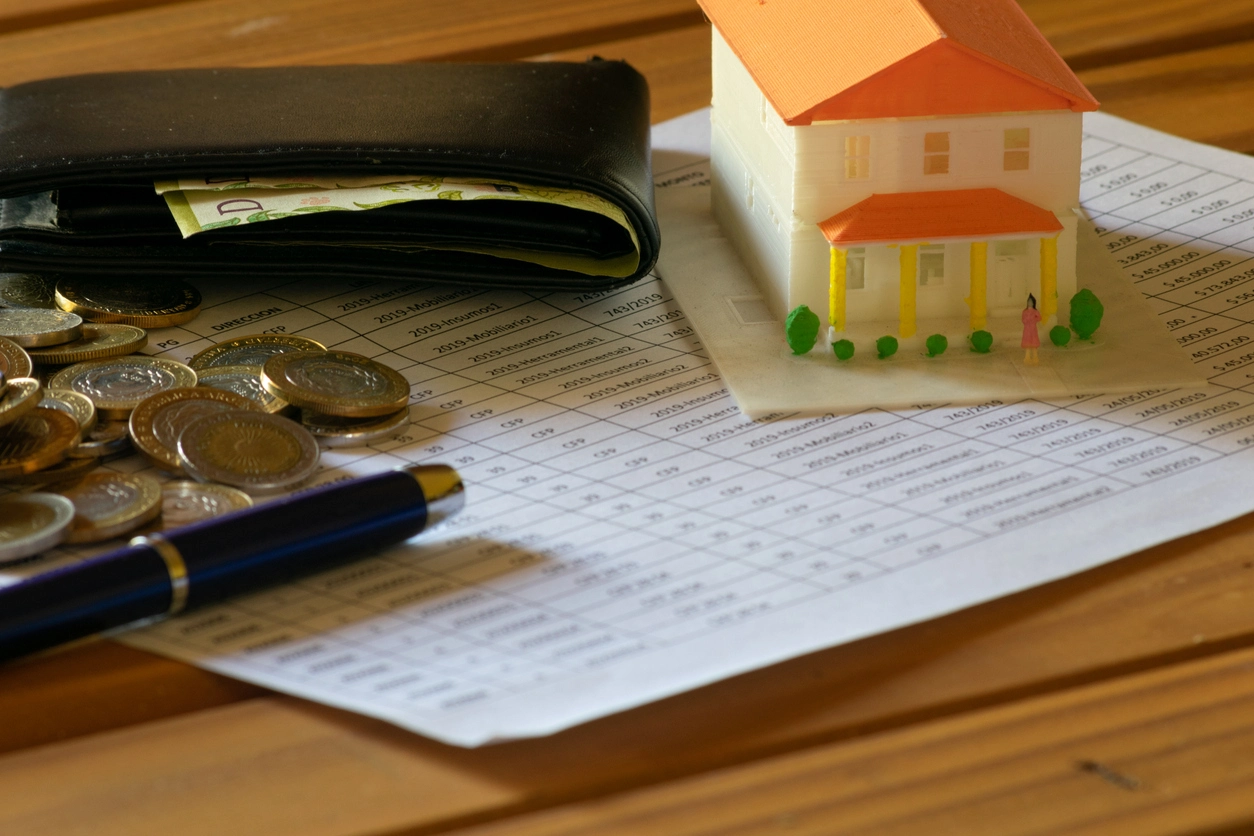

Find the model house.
[{"left": 699, "top": 0, "right": 1099, "bottom": 339}]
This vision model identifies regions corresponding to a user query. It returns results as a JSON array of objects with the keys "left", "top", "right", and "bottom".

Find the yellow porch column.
[
  {"left": 968, "top": 241, "right": 988, "bottom": 331},
  {"left": 829, "top": 246, "right": 847, "bottom": 332},
  {"left": 899, "top": 244, "right": 918, "bottom": 338},
  {"left": 1040, "top": 235, "right": 1058, "bottom": 322}
]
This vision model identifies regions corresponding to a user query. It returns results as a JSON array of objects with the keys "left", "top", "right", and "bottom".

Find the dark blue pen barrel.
[
  {"left": 0, "top": 544, "right": 170, "bottom": 662},
  {"left": 167, "top": 468, "right": 429, "bottom": 608}
]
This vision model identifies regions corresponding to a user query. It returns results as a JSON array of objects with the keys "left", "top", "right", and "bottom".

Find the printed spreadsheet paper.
[{"left": 111, "top": 111, "right": 1254, "bottom": 746}]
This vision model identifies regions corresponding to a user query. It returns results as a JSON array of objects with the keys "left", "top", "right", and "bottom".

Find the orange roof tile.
[
  {"left": 817, "top": 189, "right": 1063, "bottom": 246},
  {"left": 699, "top": 0, "right": 1099, "bottom": 125}
]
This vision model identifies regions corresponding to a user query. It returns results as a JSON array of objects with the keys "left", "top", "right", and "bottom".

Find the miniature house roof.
[
  {"left": 698, "top": 0, "right": 1099, "bottom": 125},
  {"left": 817, "top": 189, "right": 1063, "bottom": 247}
]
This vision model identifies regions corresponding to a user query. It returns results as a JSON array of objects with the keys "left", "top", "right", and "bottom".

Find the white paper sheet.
[{"left": 23, "top": 110, "right": 1254, "bottom": 747}]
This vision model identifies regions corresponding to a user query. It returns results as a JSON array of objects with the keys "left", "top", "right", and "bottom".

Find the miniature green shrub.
[
  {"left": 876, "top": 335, "right": 898, "bottom": 359},
  {"left": 1069, "top": 289, "right": 1105, "bottom": 340},
  {"left": 969, "top": 330, "right": 994, "bottom": 354},
  {"left": 1049, "top": 325, "right": 1071, "bottom": 347},
  {"left": 784, "top": 305, "right": 820, "bottom": 355},
  {"left": 925, "top": 334, "right": 948, "bottom": 357},
  {"left": 832, "top": 339, "right": 855, "bottom": 361}
]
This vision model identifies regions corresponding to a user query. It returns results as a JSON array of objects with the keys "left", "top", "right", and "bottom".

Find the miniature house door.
[{"left": 992, "top": 240, "right": 1031, "bottom": 309}]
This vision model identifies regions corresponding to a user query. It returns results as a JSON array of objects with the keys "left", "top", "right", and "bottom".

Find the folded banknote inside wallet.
[{"left": 0, "top": 63, "right": 659, "bottom": 291}]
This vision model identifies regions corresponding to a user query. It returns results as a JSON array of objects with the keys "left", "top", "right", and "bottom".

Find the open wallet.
[{"left": 0, "top": 61, "right": 659, "bottom": 291}]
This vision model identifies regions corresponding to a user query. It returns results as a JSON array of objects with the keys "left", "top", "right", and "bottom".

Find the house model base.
[{"left": 654, "top": 182, "right": 1205, "bottom": 418}]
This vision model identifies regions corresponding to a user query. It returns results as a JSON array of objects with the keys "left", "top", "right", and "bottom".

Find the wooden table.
[{"left": 2, "top": 2, "right": 1253, "bottom": 833}]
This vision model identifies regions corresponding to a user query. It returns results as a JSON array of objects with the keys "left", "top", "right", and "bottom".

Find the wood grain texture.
[
  {"left": 0, "top": 0, "right": 703, "bottom": 87},
  {"left": 1020, "top": 0, "right": 1254, "bottom": 70},
  {"left": 1080, "top": 39, "right": 1254, "bottom": 155},
  {"left": 532, "top": 25, "right": 712, "bottom": 125},
  {"left": 444, "top": 644, "right": 1254, "bottom": 836}
]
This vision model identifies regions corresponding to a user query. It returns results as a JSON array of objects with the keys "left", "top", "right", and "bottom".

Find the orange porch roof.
[
  {"left": 817, "top": 189, "right": 1063, "bottom": 246},
  {"left": 698, "top": 0, "right": 1099, "bottom": 125}
]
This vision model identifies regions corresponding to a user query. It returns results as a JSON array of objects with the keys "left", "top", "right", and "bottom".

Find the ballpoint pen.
[{"left": 0, "top": 463, "right": 464, "bottom": 663}]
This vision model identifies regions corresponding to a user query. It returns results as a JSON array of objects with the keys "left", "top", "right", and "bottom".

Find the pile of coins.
[{"left": 0, "top": 273, "right": 415, "bottom": 563}]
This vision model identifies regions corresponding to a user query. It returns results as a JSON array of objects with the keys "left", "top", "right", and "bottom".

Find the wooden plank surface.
[{"left": 1, "top": 1, "right": 1254, "bottom": 834}]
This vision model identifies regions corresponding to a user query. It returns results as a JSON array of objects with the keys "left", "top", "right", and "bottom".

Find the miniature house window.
[
  {"left": 923, "top": 132, "right": 949, "bottom": 175},
  {"left": 919, "top": 244, "right": 945, "bottom": 285},
  {"left": 1004, "top": 128, "right": 1030, "bottom": 170},
  {"left": 847, "top": 248, "right": 866, "bottom": 289},
  {"left": 844, "top": 136, "right": 871, "bottom": 179}
]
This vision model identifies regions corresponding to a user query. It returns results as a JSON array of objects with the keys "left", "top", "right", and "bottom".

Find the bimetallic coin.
[
  {"left": 55, "top": 277, "right": 201, "bottom": 328},
  {"left": 178, "top": 410, "right": 320, "bottom": 495},
  {"left": 196, "top": 364, "right": 288, "bottom": 413},
  {"left": 0, "top": 274, "right": 58, "bottom": 310},
  {"left": 262, "top": 351, "right": 409, "bottom": 418},
  {"left": 159, "top": 481, "right": 253, "bottom": 530},
  {"left": 0, "top": 493, "right": 75, "bottom": 563},
  {"left": 27, "top": 324, "right": 148, "bottom": 365},
  {"left": 0, "top": 309, "right": 83, "bottom": 347},
  {"left": 60, "top": 472, "right": 163, "bottom": 543},
  {"left": 301, "top": 407, "right": 411, "bottom": 448},
  {"left": 189, "top": 334, "right": 327, "bottom": 371},
  {"left": 0, "top": 336, "right": 32, "bottom": 379},
  {"left": 3, "top": 455, "right": 101, "bottom": 488},
  {"left": 49, "top": 356, "right": 197, "bottom": 420},
  {"left": 67, "top": 421, "right": 131, "bottom": 459},
  {"left": 0, "top": 408, "right": 80, "bottom": 478},
  {"left": 38, "top": 388, "right": 97, "bottom": 434},
  {"left": 0, "top": 378, "right": 42, "bottom": 429},
  {"left": 129, "top": 387, "right": 257, "bottom": 474}
]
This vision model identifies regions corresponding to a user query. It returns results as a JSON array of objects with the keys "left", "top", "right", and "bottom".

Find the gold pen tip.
[{"left": 403, "top": 464, "right": 465, "bottom": 527}]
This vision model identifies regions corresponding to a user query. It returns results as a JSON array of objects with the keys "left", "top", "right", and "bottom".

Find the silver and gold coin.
[
  {"left": 27, "top": 323, "right": 148, "bottom": 366},
  {"left": 262, "top": 351, "right": 409, "bottom": 418},
  {"left": 55, "top": 277, "right": 201, "bottom": 328},
  {"left": 0, "top": 336, "right": 32, "bottom": 379},
  {"left": 128, "top": 387, "right": 257, "bottom": 474},
  {"left": 177, "top": 410, "right": 320, "bottom": 494},
  {"left": 60, "top": 472, "right": 163, "bottom": 543},
  {"left": 0, "top": 309, "right": 83, "bottom": 347},
  {"left": 196, "top": 364, "right": 288, "bottom": 413},
  {"left": 49, "top": 356, "right": 197, "bottom": 420},
  {"left": 0, "top": 273, "right": 58, "bottom": 310},
  {"left": 158, "top": 481, "right": 254, "bottom": 530},
  {"left": 67, "top": 421, "right": 132, "bottom": 460},
  {"left": 38, "top": 388, "right": 98, "bottom": 434},
  {"left": 0, "top": 493, "right": 75, "bottom": 563},
  {"left": 301, "top": 406, "right": 411, "bottom": 448},
  {"left": 189, "top": 334, "right": 326, "bottom": 371},
  {"left": 0, "top": 378, "right": 43, "bottom": 429},
  {"left": 0, "top": 407, "right": 81, "bottom": 478}
]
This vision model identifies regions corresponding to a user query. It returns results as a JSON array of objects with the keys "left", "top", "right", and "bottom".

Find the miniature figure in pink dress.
[{"left": 1021, "top": 293, "right": 1042, "bottom": 365}]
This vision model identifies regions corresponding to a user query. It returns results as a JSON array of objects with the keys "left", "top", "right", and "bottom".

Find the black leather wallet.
[{"left": 0, "top": 61, "right": 658, "bottom": 291}]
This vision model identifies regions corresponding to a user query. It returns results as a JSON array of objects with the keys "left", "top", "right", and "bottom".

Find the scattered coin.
[
  {"left": 49, "top": 356, "right": 197, "bottom": 420},
  {"left": 0, "top": 309, "right": 83, "bottom": 347},
  {"left": 55, "top": 277, "right": 202, "bottom": 328},
  {"left": 0, "top": 408, "right": 81, "bottom": 478},
  {"left": 262, "top": 351, "right": 409, "bottom": 418},
  {"left": 38, "top": 388, "right": 98, "bottom": 434},
  {"left": 61, "top": 471, "right": 164, "bottom": 543},
  {"left": 158, "top": 481, "right": 254, "bottom": 529},
  {"left": 0, "top": 336, "right": 32, "bottom": 379},
  {"left": 178, "top": 410, "right": 320, "bottom": 494},
  {"left": 0, "top": 273, "right": 58, "bottom": 309},
  {"left": 301, "top": 406, "right": 411, "bottom": 447},
  {"left": 0, "top": 378, "right": 43, "bottom": 429},
  {"left": 2, "top": 455, "right": 101, "bottom": 488},
  {"left": 67, "top": 421, "right": 132, "bottom": 460},
  {"left": 195, "top": 364, "right": 289, "bottom": 413},
  {"left": 27, "top": 323, "right": 148, "bottom": 365},
  {"left": 0, "top": 493, "right": 76, "bottom": 563},
  {"left": 189, "top": 334, "right": 326, "bottom": 371},
  {"left": 129, "top": 387, "right": 258, "bottom": 473}
]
